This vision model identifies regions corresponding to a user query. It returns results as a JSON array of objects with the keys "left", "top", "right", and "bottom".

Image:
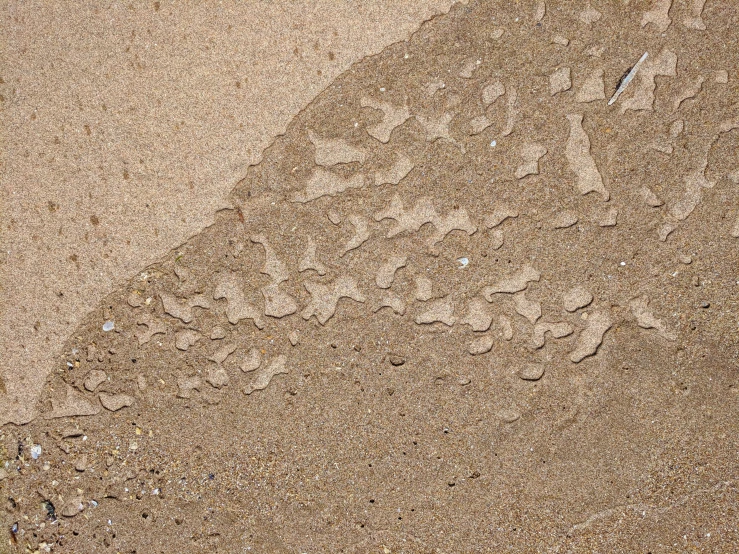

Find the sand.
[{"left": 2, "top": 0, "right": 739, "bottom": 552}]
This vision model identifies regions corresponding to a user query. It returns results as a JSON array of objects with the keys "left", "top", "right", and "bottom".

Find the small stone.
[
  {"left": 700, "top": 301, "right": 710, "bottom": 309},
  {"left": 102, "top": 321, "right": 115, "bottom": 332},
  {"left": 83, "top": 370, "right": 107, "bottom": 392},
  {"left": 30, "top": 444, "right": 42, "bottom": 460},
  {"left": 99, "top": 393, "right": 134, "bottom": 412},
  {"left": 388, "top": 354, "right": 406, "bottom": 367},
  {"left": 210, "top": 326, "right": 227, "bottom": 340},
  {"left": 458, "top": 377, "right": 471, "bottom": 386},
  {"left": 288, "top": 330, "right": 299, "bottom": 346},
  {"left": 468, "top": 335, "right": 494, "bottom": 355},
  {"left": 518, "top": 363, "right": 545, "bottom": 381}
]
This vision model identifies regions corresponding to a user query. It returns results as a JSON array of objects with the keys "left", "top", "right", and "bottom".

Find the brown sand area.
[
  {"left": 0, "top": 0, "right": 458, "bottom": 425},
  {"left": 2, "top": 1, "right": 739, "bottom": 552}
]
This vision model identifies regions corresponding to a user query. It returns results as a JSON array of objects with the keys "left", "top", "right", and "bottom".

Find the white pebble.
[
  {"left": 457, "top": 257, "right": 469, "bottom": 268},
  {"left": 30, "top": 444, "right": 42, "bottom": 460},
  {"left": 490, "top": 140, "right": 497, "bottom": 147},
  {"left": 102, "top": 320, "right": 115, "bottom": 332}
]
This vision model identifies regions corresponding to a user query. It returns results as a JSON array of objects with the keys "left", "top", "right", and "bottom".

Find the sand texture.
[{"left": 2, "top": 1, "right": 739, "bottom": 552}]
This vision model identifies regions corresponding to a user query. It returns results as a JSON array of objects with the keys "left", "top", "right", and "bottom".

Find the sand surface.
[
  {"left": 1, "top": 0, "right": 457, "bottom": 425},
  {"left": 2, "top": 1, "right": 739, "bottom": 552}
]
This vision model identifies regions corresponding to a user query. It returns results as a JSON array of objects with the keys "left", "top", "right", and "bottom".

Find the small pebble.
[
  {"left": 458, "top": 377, "right": 471, "bottom": 386},
  {"left": 700, "top": 301, "right": 710, "bottom": 309},
  {"left": 30, "top": 444, "right": 42, "bottom": 460},
  {"left": 102, "top": 320, "right": 115, "bottom": 332}
]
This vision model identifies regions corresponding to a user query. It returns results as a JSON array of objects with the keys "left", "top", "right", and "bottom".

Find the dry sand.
[
  {"left": 0, "top": 0, "right": 458, "bottom": 425},
  {"left": 2, "top": 1, "right": 739, "bottom": 552}
]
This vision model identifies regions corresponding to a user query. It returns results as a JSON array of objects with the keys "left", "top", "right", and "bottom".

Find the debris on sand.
[{"left": 608, "top": 52, "right": 648, "bottom": 106}]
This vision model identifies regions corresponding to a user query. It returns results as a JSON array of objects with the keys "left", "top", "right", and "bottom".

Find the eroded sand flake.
[
  {"left": 513, "top": 291, "right": 541, "bottom": 324},
  {"left": 244, "top": 355, "right": 288, "bottom": 395},
  {"left": 360, "top": 97, "right": 411, "bottom": 143},
  {"left": 532, "top": 322, "right": 574, "bottom": 349},
  {"left": 515, "top": 142, "right": 547, "bottom": 179},
  {"left": 468, "top": 334, "right": 494, "bottom": 355},
  {"left": 293, "top": 169, "right": 365, "bottom": 203},
  {"left": 641, "top": 0, "right": 672, "bottom": 32},
  {"left": 302, "top": 276, "right": 366, "bottom": 325},
  {"left": 550, "top": 67, "right": 572, "bottom": 96},
  {"left": 620, "top": 48, "right": 677, "bottom": 113},
  {"left": 99, "top": 393, "right": 134, "bottom": 412},
  {"left": 483, "top": 265, "right": 541, "bottom": 298},
  {"left": 576, "top": 68, "right": 606, "bottom": 103},
  {"left": 374, "top": 154, "right": 414, "bottom": 186},
  {"left": 160, "top": 291, "right": 210, "bottom": 324},
  {"left": 308, "top": 129, "right": 366, "bottom": 167},
  {"left": 341, "top": 214, "right": 371, "bottom": 256},
  {"left": 214, "top": 272, "right": 266, "bottom": 328},
  {"left": 482, "top": 81, "right": 505, "bottom": 105},
  {"left": 298, "top": 237, "right": 328, "bottom": 276},
  {"left": 376, "top": 256, "right": 408, "bottom": 289},
  {"left": 569, "top": 311, "right": 612, "bottom": 363},
  {"left": 566, "top": 114, "right": 609, "bottom": 200},
  {"left": 630, "top": 295, "right": 677, "bottom": 340},
  {"left": 460, "top": 297, "right": 493, "bottom": 332},
  {"left": 415, "top": 297, "right": 456, "bottom": 326}
]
